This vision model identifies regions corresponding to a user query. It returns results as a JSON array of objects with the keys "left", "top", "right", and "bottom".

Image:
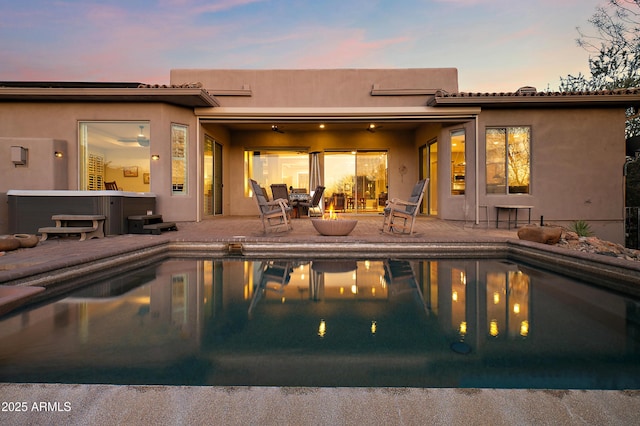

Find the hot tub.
[{"left": 7, "top": 190, "right": 156, "bottom": 235}]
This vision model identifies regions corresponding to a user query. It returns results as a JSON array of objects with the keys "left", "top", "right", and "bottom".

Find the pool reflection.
[{"left": 0, "top": 258, "right": 639, "bottom": 389}]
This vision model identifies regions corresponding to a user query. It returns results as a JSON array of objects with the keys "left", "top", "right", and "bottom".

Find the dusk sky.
[{"left": 1, "top": 0, "right": 606, "bottom": 92}]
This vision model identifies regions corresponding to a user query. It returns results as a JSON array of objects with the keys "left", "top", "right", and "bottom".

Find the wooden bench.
[
  {"left": 128, "top": 214, "right": 177, "bottom": 235},
  {"left": 38, "top": 214, "right": 106, "bottom": 241}
]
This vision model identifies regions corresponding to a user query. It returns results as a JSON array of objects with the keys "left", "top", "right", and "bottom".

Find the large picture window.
[
  {"left": 79, "top": 121, "right": 150, "bottom": 192},
  {"left": 486, "top": 127, "right": 530, "bottom": 194},
  {"left": 244, "top": 149, "right": 309, "bottom": 197}
]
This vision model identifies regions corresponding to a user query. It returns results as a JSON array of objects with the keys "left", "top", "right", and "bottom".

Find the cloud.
[
  {"left": 189, "top": 0, "right": 266, "bottom": 15},
  {"left": 290, "top": 30, "right": 412, "bottom": 68},
  {"left": 0, "top": 0, "right": 604, "bottom": 89}
]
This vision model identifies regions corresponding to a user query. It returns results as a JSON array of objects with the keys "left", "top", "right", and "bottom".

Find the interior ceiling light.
[
  {"left": 271, "top": 125, "right": 284, "bottom": 134},
  {"left": 319, "top": 124, "right": 325, "bottom": 129}
]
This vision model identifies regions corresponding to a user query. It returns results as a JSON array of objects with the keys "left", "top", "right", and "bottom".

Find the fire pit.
[
  {"left": 311, "top": 207, "right": 357, "bottom": 236},
  {"left": 311, "top": 218, "right": 358, "bottom": 236}
]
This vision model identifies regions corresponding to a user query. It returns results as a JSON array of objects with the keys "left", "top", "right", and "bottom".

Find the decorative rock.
[
  {"left": 0, "top": 236, "right": 21, "bottom": 252},
  {"left": 517, "top": 225, "right": 562, "bottom": 245},
  {"left": 12, "top": 234, "right": 39, "bottom": 248},
  {"left": 564, "top": 230, "right": 579, "bottom": 241}
]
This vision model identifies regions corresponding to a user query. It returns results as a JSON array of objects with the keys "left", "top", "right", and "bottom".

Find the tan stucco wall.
[
  {"left": 171, "top": 68, "right": 459, "bottom": 107},
  {"left": 477, "top": 108, "right": 626, "bottom": 243},
  {"left": 0, "top": 138, "right": 68, "bottom": 233},
  {"left": 0, "top": 102, "right": 200, "bottom": 232}
]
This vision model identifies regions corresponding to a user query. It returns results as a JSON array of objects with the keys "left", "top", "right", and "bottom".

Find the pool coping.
[
  {"left": 2, "top": 238, "right": 639, "bottom": 299},
  {"left": 1, "top": 384, "right": 639, "bottom": 425}
]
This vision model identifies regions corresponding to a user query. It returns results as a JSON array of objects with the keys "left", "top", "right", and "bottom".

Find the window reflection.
[{"left": 486, "top": 270, "right": 530, "bottom": 338}]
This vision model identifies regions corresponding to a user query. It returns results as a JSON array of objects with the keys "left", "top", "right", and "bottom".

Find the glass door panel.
[
  {"left": 324, "top": 152, "right": 354, "bottom": 212},
  {"left": 204, "top": 136, "right": 223, "bottom": 216},
  {"left": 419, "top": 145, "right": 427, "bottom": 214},
  {"left": 429, "top": 140, "right": 438, "bottom": 215},
  {"left": 324, "top": 151, "right": 387, "bottom": 213},
  {"left": 214, "top": 141, "right": 222, "bottom": 214},
  {"left": 204, "top": 136, "right": 214, "bottom": 215},
  {"left": 356, "top": 151, "right": 387, "bottom": 212}
]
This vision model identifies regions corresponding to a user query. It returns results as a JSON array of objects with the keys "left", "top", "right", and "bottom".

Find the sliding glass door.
[
  {"left": 204, "top": 135, "right": 222, "bottom": 216},
  {"left": 324, "top": 150, "right": 387, "bottom": 213}
]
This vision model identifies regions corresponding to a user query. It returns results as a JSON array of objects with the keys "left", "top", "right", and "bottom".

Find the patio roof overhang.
[
  {"left": 196, "top": 106, "right": 481, "bottom": 130},
  {"left": 0, "top": 86, "right": 220, "bottom": 108}
]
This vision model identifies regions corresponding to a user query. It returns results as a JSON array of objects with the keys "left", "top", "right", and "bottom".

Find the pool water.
[{"left": 0, "top": 257, "right": 639, "bottom": 389}]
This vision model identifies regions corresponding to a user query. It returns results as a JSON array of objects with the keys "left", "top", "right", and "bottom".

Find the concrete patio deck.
[{"left": 1, "top": 216, "right": 639, "bottom": 425}]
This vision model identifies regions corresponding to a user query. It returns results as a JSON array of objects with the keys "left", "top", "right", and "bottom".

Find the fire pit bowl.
[{"left": 311, "top": 218, "right": 358, "bottom": 236}]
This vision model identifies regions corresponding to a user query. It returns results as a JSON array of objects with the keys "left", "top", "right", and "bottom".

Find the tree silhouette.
[{"left": 559, "top": 0, "right": 640, "bottom": 137}]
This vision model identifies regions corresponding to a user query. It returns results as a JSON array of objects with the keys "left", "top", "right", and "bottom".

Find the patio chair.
[
  {"left": 248, "top": 260, "right": 293, "bottom": 318},
  {"left": 104, "top": 181, "right": 119, "bottom": 190},
  {"left": 384, "top": 259, "right": 429, "bottom": 314},
  {"left": 382, "top": 179, "right": 428, "bottom": 234},
  {"left": 270, "top": 184, "right": 290, "bottom": 206},
  {"left": 298, "top": 186, "right": 325, "bottom": 217},
  {"left": 250, "top": 179, "right": 292, "bottom": 232},
  {"left": 260, "top": 186, "right": 269, "bottom": 200}
]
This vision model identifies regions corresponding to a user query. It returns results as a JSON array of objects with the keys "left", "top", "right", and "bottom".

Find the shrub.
[{"left": 568, "top": 220, "right": 594, "bottom": 237}]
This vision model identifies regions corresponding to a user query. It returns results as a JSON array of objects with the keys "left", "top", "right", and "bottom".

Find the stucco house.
[{"left": 1, "top": 69, "right": 638, "bottom": 243}]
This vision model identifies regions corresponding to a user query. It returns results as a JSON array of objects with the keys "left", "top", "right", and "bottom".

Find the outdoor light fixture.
[
  {"left": 54, "top": 151, "right": 63, "bottom": 158},
  {"left": 151, "top": 154, "right": 160, "bottom": 160}
]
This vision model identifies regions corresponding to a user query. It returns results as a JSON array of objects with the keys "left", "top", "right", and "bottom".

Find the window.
[
  {"left": 171, "top": 124, "right": 188, "bottom": 195},
  {"left": 244, "top": 150, "right": 308, "bottom": 197},
  {"left": 79, "top": 121, "right": 150, "bottom": 191},
  {"left": 486, "top": 127, "right": 530, "bottom": 194},
  {"left": 451, "top": 130, "right": 465, "bottom": 195}
]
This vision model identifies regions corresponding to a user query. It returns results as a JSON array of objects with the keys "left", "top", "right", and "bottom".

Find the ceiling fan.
[
  {"left": 366, "top": 123, "right": 383, "bottom": 133},
  {"left": 118, "top": 125, "right": 150, "bottom": 147}
]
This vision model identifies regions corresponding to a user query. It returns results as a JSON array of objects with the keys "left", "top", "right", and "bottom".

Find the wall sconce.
[
  {"left": 54, "top": 151, "right": 64, "bottom": 158},
  {"left": 11, "top": 146, "right": 28, "bottom": 166},
  {"left": 151, "top": 154, "right": 160, "bottom": 160}
]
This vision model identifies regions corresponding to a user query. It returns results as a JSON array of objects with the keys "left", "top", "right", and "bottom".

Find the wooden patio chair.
[
  {"left": 382, "top": 179, "right": 428, "bottom": 234},
  {"left": 383, "top": 259, "right": 429, "bottom": 314},
  {"left": 298, "top": 186, "right": 325, "bottom": 217},
  {"left": 248, "top": 260, "right": 293, "bottom": 317},
  {"left": 270, "top": 184, "right": 290, "bottom": 206},
  {"left": 250, "top": 179, "right": 292, "bottom": 233}
]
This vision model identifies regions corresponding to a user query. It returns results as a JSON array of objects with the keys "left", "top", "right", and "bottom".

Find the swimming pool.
[{"left": 0, "top": 257, "right": 638, "bottom": 389}]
